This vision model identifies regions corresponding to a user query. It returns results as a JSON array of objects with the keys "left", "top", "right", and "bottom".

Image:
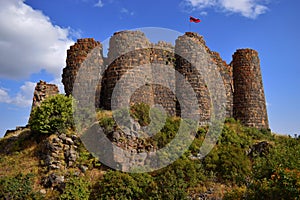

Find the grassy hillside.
[{"left": 0, "top": 97, "right": 299, "bottom": 199}]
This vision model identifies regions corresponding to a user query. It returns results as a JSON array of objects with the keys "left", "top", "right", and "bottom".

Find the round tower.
[
  {"left": 232, "top": 49, "right": 269, "bottom": 129},
  {"left": 100, "top": 30, "right": 154, "bottom": 110},
  {"left": 62, "top": 38, "right": 101, "bottom": 96},
  {"left": 175, "top": 32, "right": 211, "bottom": 122}
]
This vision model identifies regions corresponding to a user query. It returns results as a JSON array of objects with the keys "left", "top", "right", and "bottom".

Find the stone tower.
[
  {"left": 232, "top": 49, "right": 269, "bottom": 129},
  {"left": 175, "top": 32, "right": 211, "bottom": 122},
  {"left": 62, "top": 38, "right": 101, "bottom": 96},
  {"left": 100, "top": 31, "right": 177, "bottom": 116},
  {"left": 100, "top": 31, "right": 154, "bottom": 110}
]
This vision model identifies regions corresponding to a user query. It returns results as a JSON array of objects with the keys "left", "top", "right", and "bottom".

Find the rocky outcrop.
[
  {"left": 247, "top": 141, "right": 272, "bottom": 157},
  {"left": 39, "top": 134, "right": 80, "bottom": 171}
]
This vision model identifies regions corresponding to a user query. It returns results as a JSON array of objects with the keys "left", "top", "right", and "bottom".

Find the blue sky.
[{"left": 0, "top": 0, "right": 299, "bottom": 137}]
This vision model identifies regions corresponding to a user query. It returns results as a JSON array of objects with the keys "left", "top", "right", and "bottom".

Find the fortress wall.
[
  {"left": 149, "top": 42, "right": 177, "bottom": 116},
  {"left": 210, "top": 52, "right": 234, "bottom": 118},
  {"left": 232, "top": 49, "right": 269, "bottom": 129},
  {"left": 29, "top": 80, "right": 59, "bottom": 123},
  {"left": 73, "top": 44, "right": 104, "bottom": 108}
]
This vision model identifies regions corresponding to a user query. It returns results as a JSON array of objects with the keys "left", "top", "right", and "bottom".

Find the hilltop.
[
  {"left": 1, "top": 31, "right": 299, "bottom": 199},
  {"left": 0, "top": 104, "right": 299, "bottom": 199}
]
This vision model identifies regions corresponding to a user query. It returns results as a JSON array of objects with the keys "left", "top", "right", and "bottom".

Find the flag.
[{"left": 190, "top": 16, "right": 201, "bottom": 23}]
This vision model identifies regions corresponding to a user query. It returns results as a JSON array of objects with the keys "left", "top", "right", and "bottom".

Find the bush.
[
  {"left": 0, "top": 173, "right": 39, "bottom": 200},
  {"left": 155, "top": 158, "right": 206, "bottom": 199},
  {"left": 130, "top": 103, "right": 151, "bottom": 126},
  {"left": 29, "top": 94, "right": 74, "bottom": 134},
  {"left": 152, "top": 117, "right": 180, "bottom": 148},
  {"left": 98, "top": 115, "right": 116, "bottom": 133},
  {"left": 94, "top": 171, "right": 156, "bottom": 200},
  {"left": 59, "top": 176, "right": 90, "bottom": 200},
  {"left": 199, "top": 123, "right": 252, "bottom": 183}
]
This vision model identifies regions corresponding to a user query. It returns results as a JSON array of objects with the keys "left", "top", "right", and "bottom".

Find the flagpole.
[{"left": 189, "top": 16, "right": 201, "bottom": 32}]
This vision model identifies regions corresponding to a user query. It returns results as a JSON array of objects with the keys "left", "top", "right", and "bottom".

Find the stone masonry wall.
[
  {"left": 62, "top": 38, "right": 101, "bottom": 96},
  {"left": 100, "top": 31, "right": 154, "bottom": 110},
  {"left": 149, "top": 42, "right": 177, "bottom": 116},
  {"left": 100, "top": 31, "right": 177, "bottom": 116},
  {"left": 232, "top": 49, "right": 269, "bottom": 129},
  {"left": 210, "top": 51, "right": 233, "bottom": 118},
  {"left": 175, "top": 32, "right": 212, "bottom": 122}
]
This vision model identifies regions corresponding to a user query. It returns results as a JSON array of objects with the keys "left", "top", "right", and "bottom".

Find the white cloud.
[
  {"left": 121, "top": 8, "right": 134, "bottom": 16},
  {"left": 184, "top": 0, "right": 268, "bottom": 18},
  {"left": 11, "top": 81, "right": 36, "bottom": 107},
  {"left": 0, "top": 81, "right": 35, "bottom": 107},
  {"left": 0, "top": 0, "right": 74, "bottom": 79},
  {"left": 49, "top": 78, "right": 65, "bottom": 94},
  {"left": 0, "top": 88, "right": 11, "bottom": 104},
  {"left": 94, "top": 0, "right": 104, "bottom": 7}
]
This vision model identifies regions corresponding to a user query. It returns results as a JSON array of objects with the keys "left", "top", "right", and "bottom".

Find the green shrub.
[
  {"left": 59, "top": 176, "right": 90, "bottom": 200},
  {"left": 29, "top": 94, "right": 74, "bottom": 134},
  {"left": 155, "top": 157, "right": 206, "bottom": 199},
  {"left": 130, "top": 103, "right": 151, "bottom": 126},
  {"left": 253, "top": 136, "right": 300, "bottom": 179},
  {"left": 152, "top": 117, "right": 180, "bottom": 148},
  {"left": 203, "top": 145, "right": 251, "bottom": 183},
  {"left": 95, "top": 171, "right": 146, "bottom": 200},
  {"left": 0, "top": 173, "right": 39, "bottom": 200},
  {"left": 98, "top": 115, "right": 116, "bottom": 133}
]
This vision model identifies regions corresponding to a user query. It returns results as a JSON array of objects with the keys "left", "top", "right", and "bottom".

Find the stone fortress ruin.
[
  {"left": 20, "top": 30, "right": 270, "bottom": 171},
  {"left": 60, "top": 30, "right": 269, "bottom": 130}
]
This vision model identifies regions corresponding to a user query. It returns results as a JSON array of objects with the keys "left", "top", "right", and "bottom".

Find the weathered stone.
[
  {"left": 112, "top": 131, "right": 120, "bottom": 141},
  {"left": 247, "top": 141, "right": 271, "bottom": 157},
  {"left": 40, "top": 189, "right": 47, "bottom": 195},
  {"left": 79, "top": 165, "right": 89, "bottom": 173},
  {"left": 52, "top": 137, "right": 62, "bottom": 144},
  {"left": 132, "top": 121, "right": 141, "bottom": 132},
  {"left": 43, "top": 173, "right": 64, "bottom": 187},
  {"left": 65, "top": 137, "right": 74, "bottom": 145},
  {"left": 49, "top": 164, "right": 61, "bottom": 170},
  {"left": 59, "top": 134, "right": 67, "bottom": 142},
  {"left": 64, "top": 147, "right": 77, "bottom": 167}
]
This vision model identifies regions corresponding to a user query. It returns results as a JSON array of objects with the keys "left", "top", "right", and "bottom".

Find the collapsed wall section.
[
  {"left": 29, "top": 80, "right": 59, "bottom": 123},
  {"left": 31, "top": 80, "right": 59, "bottom": 108},
  {"left": 210, "top": 51, "right": 233, "bottom": 117}
]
